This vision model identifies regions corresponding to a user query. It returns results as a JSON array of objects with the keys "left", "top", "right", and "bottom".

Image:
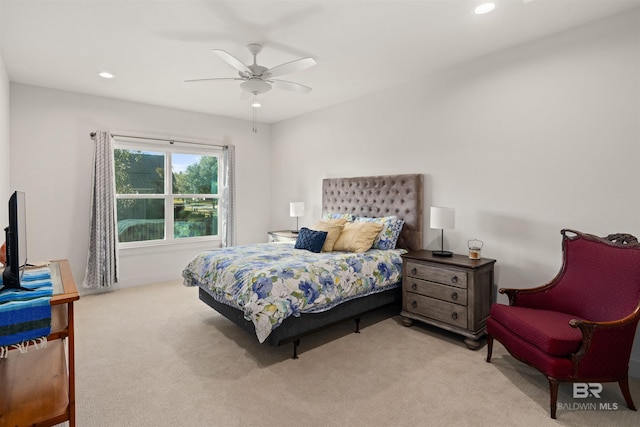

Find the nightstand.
[
  {"left": 400, "top": 250, "right": 496, "bottom": 349},
  {"left": 267, "top": 230, "right": 298, "bottom": 243}
]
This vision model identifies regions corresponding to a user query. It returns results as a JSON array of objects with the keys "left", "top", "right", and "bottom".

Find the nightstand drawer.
[
  {"left": 405, "top": 277, "right": 468, "bottom": 305},
  {"left": 405, "top": 262, "right": 467, "bottom": 288},
  {"left": 405, "top": 292, "right": 467, "bottom": 328}
]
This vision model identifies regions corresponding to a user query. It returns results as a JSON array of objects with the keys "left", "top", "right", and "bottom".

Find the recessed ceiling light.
[
  {"left": 475, "top": 2, "right": 496, "bottom": 15},
  {"left": 98, "top": 71, "right": 115, "bottom": 79},
  {"left": 252, "top": 101, "right": 261, "bottom": 108}
]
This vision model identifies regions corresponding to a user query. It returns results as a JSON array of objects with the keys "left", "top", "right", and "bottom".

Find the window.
[{"left": 114, "top": 140, "right": 222, "bottom": 245}]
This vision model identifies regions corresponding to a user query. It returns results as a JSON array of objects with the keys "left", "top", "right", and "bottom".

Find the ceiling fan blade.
[
  {"left": 212, "top": 49, "right": 251, "bottom": 74},
  {"left": 184, "top": 77, "right": 243, "bottom": 83},
  {"left": 269, "top": 79, "right": 312, "bottom": 94},
  {"left": 266, "top": 57, "right": 316, "bottom": 78}
]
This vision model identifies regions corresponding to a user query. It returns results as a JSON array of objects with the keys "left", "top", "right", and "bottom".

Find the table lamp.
[
  {"left": 290, "top": 202, "right": 305, "bottom": 233},
  {"left": 430, "top": 206, "right": 455, "bottom": 257}
]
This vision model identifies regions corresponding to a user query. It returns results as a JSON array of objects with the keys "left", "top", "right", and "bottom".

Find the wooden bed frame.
[{"left": 198, "top": 174, "right": 424, "bottom": 357}]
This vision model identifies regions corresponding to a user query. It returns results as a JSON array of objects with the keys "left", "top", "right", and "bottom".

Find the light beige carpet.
[{"left": 66, "top": 280, "right": 640, "bottom": 426}]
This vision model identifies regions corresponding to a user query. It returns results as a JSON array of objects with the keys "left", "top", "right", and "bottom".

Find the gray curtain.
[
  {"left": 83, "top": 131, "right": 118, "bottom": 288},
  {"left": 221, "top": 144, "right": 236, "bottom": 247}
]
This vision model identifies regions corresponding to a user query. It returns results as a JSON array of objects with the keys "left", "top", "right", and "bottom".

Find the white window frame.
[{"left": 113, "top": 138, "right": 223, "bottom": 249}]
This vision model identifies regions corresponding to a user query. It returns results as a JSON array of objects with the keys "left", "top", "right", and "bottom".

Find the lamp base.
[{"left": 432, "top": 250, "right": 453, "bottom": 257}]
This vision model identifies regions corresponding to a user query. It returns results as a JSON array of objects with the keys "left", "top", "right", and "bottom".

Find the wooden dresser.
[
  {"left": 0, "top": 260, "right": 79, "bottom": 426},
  {"left": 400, "top": 251, "right": 495, "bottom": 349}
]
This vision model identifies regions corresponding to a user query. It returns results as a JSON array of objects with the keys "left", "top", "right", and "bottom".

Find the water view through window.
[{"left": 114, "top": 148, "right": 220, "bottom": 243}]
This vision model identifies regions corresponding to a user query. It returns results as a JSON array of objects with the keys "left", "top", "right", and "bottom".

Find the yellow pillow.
[
  {"left": 333, "top": 221, "right": 383, "bottom": 253},
  {"left": 311, "top": 221, "right": 344, "bottom": 252},
  {"left": 325, "top": 217, "right": 348, "bottom": 226}
]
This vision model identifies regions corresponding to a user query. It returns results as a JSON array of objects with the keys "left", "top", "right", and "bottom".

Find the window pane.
[
  {"left": 114, "top": 149, "right": 164, "bottom": 194},
  {"left": 172, "top": 153, "right": 218, "bottom": 194},
  {"left": 116, "top": 199, "right": 165, "bottom": 242},
  {"left": 174, "top": 198, "right": 218, "bottom": 238}
]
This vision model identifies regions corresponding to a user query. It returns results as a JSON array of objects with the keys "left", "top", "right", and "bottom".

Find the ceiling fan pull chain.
[{"left": 252, "top": 107, "right": 257, "bottom": 133}]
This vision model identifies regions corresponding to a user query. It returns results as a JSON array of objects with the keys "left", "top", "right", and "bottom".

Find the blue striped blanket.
[{"left": 0, "top": 267, "right": 53, "bottom": 356}]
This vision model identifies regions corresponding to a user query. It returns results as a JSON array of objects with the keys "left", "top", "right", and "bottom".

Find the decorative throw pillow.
[
  {"left": 310, "top": 221, "right": 345, "bottom": 252},
  {"left": 355, "top": 216, "right": 405, "bottom": 250},
  {"left": 323, "top": 212, "right": 356, "bottom": 222},
  {"left": 294, "top": 227, "right": 328, "bottom": 253},
  {"left": 333, "top": 221, "right": 383, "bottom": 253},
  {"left": 325, "top": 217, "right": 348, "bottom": 226}
]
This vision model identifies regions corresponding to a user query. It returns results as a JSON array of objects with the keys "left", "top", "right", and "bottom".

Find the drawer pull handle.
[
  {"left": 451, "top": 292, "right": 458, "bottom": 300},
  {"left": 451, "top": 276, "right": 458, "bottom": 284},
  {"left": 451, "top": 312, "right": 458, "bottom": 320},
  {"left": 411, "top": 283, "right": 417, "bottom": 291},
  {"left": 411, "top": 268, "right": 417, "bottom": 275},
  {"left": 411, "top": 301, "right": 418, "bottom": 309}
]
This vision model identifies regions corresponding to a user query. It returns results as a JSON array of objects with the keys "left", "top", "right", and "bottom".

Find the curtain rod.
[{"left": 90, "top": 132, "right": 226, "bottom": 148}]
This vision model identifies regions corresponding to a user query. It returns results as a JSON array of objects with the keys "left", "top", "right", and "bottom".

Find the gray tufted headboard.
[{"left": 322, "top": 174, "right": 424, "bottom": 252}]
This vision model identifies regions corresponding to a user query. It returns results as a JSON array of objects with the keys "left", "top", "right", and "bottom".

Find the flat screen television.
[{"left": 1, "top": 191, "right": 27, "bottom": 291}]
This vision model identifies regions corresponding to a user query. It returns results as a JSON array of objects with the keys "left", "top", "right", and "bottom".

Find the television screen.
[
  {"left": 15, "top": 191, "right": 27, "bottom": 269},
  {"left": 1, "top": 191, "right": 27, "bottom": 290}
]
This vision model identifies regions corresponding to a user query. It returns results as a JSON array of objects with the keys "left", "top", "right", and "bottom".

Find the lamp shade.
[
  {"left": 430, "top": 207, "right": 455, "bottom": 230},
  {"left": 290, "top": 202, "right": 305, "bottom": 217}
]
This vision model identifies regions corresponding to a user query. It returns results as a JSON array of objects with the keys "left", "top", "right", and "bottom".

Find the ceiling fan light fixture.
[
  {"left": 189, "top": 43, "right": 317, "bottom": 133},
  {"left": 240, "top": 78, "right": 272, "bottom": 94},
  {"left": 252, "top": 95, "right": 261, "bottom": 108},
  {"left": 475, "top": 2, "right": 496, "bottom": 15}
]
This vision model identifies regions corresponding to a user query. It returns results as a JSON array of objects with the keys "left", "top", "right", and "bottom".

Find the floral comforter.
[{"left": 182, "top": 243, "right": 406, "bottom": 343}]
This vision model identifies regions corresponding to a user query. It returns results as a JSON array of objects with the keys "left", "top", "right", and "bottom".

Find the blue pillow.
[{"left": 294, "top": 227, "right": 328, "bottom": 253}]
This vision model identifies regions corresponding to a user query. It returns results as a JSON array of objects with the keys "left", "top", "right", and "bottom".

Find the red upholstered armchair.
[{"left": 486, "top": 229, "right": 640, "bottom": 419}]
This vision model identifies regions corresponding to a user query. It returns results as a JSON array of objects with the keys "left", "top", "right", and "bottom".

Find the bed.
[{"left": 182, "top": 174, "right": 424, "bottom": 357}]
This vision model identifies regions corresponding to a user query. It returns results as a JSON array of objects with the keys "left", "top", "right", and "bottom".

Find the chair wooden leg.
[
  {"left": 619, "top": 377, "right": 637, "bottom": 411},
  {"left": 548, "top": 377, "right": 558, "bottom": 419},
  {"left": 486, "top": 334, "right": 493, "bottom": 362}
]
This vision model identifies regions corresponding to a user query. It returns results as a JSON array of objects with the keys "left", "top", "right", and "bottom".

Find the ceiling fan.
[{"left": 185, "top": 43, "right": 316, "bottom": 96}]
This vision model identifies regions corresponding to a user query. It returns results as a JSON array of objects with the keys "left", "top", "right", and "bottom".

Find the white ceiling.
[{"left": 1, "top": 0, "right": 639, "bottom": 124}]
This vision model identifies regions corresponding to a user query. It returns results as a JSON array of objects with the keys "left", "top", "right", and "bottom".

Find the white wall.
[
  {"left": 272, "top": 11, "right": 640, "bottom": 374},
  {"left": 0, "top": 33, "right": 10, "bottom": 228},
  {"left": 10, "top": 84, "right": 272, "bottom": 290}
]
